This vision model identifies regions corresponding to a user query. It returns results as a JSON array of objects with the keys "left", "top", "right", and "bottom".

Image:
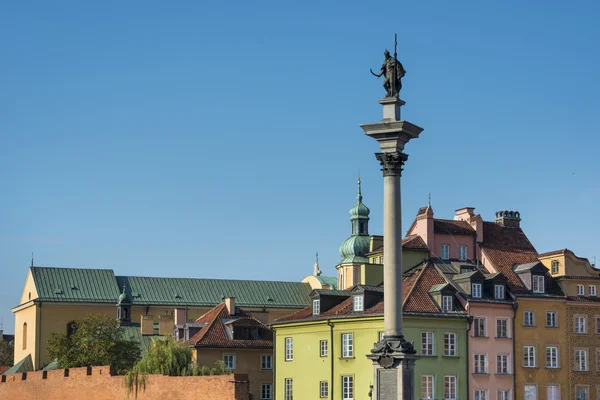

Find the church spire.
[
  {"left": 338, "top": 177, "right": 371, "bottom": 264},
  {"left": 313, "top": 252, "right": 322, "bottom": 276}
]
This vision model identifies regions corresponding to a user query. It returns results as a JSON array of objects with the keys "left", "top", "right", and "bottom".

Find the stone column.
[{"left": 362, "top": 98, "right": 423, "bottom": 400}]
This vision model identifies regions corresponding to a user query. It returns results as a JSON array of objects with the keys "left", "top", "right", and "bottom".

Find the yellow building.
[{"left": 540, "top": 249, "right": 600, "bottom": 400}]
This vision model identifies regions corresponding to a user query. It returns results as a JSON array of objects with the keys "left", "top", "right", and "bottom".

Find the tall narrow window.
[
  {"left": 524, "top": 310, "right": 535, "bottom": 327},
  {"left": 444, "top": 332, "right": 457, "bottom": 356},
  {"left": 441, "top": 244, "right": 450, "bottom": 260},
  {"left": 546, "top": 346, "right": 559, "bottom": 368},
  {"left": 474, "top": 317, "right": 486, "bottom": 337},
  {"left": 285, "top": 378, "right": 293, "bottom": 400},
  {"left": 574, "top": 316, "right": 587, "bottom": 334},
  {"left": 444, "top": 376, "right": 456, "bottom": 400},
  {"left": 495, "top": 285, "right": 505, "bottom": 300},
  {"left": 575, "top": 386, "right": 589, "bottom": 400},
  {"left": 342, "top": 376, "right": 353, "bottom": 400},
  {"left": 442, "top": 295, "right": 453, "bottom": 311},
  {"left": 342, "top": 333, "right": 353, "bottom": 358},
  {"left": 577, "top": 285, "right": 585, "bottom": 296},
  {"left": 459, "top": 245, "right": 468, "bottom": 261},
  {"left": 312, "top": 299, "right": 320, "bottom": 315},
  {"left": 498, "top": 390, "right": 510, "bottom": 400},
  {"left": 320, "top": 340, "right": 328, "bottom": 357},
  {"left": 547, "top": 386, "right": 559, "bottom": 400},
  {"left": 546, "top": 311, "right": 558, "bottom": 327},
  {"left": 496, "top": 318, "right": 508, "bottom": 338},
  {"left": 575, "top": 349, "right": 588, "bottom": 371},
  {"left": 524, "top": 385, "right": 537, "bottom": 400},
  {"left": 589, "top": 285, "right": 597, "bottom": 296},
  {"left": 421, "top": 375, "right": 434, "bottom": 399},
  {"left": 472, "top": 283, "right": 482, "bottom": 298},
  {"left": 261, "top": 355, "right": 273, "bottom": 370},
  {"left": 421, "top": 332, "right": 434, "bottom": 355},
  {"left": 475, "top": 390, "right": 488, "bottom": 400},
  {"left": 353, "top": 295, "right": 363, "bottom": 312},
  {"left": 261, "top": 384, "right": 272, "bottom": 400},
  {"left": 319, "top": 381, "right": 328, "bottom": 398},
  {"left": 474, "top": 354, "right": 487, "bottom": 373},
  {"left": 497, "top": 354, "right": 509, "bottom": 374},
  {"left": 551, "top": 260, "right": 559, "bottom": 274},
  {"left": 523, "top": 346, "right": 536, "bottom": 367},
  {"left": 285, "top": 337, "right": 293, "bottom": 361},
  {"left": 532, "top": 275, "right": 545, "bottom": 293},
  {"left": 22, "top": 322, "right": 27, "bottom": 350}
]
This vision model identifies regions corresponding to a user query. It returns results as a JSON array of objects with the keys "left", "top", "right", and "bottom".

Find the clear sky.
[{"left": 1, "top": 1, "right": 599, "bottom": 332}]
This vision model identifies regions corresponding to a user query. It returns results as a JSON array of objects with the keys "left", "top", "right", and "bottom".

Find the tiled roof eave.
[{"left": 270, "top": 310, "right": 469, "bottom": 325}]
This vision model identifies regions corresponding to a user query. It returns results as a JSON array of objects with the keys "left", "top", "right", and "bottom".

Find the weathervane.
[{"left": 370, "top": 33, "right": 406, "bottom": 98}]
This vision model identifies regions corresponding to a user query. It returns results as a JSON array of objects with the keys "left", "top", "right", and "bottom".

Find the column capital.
[{"left": 375, "top": 152, "right": 408, "bottom": 177}]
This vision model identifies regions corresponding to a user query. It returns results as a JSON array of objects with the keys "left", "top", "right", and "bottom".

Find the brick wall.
[{"left": 0, "top": 366, "right": 250, "bottom": 400}]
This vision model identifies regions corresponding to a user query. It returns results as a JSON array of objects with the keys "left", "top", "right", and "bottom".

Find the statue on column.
[{"left": 370, "top": 35, "right": 406, "bottom": 98}]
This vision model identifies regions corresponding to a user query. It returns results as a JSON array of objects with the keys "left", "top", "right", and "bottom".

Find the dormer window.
[
  {"left": 551, "top": 260, "right": 559, "bottom": 274},
  {"left": 577, "top": 285, "right": 584, "bottom": 296},
  {"left": 313, "top": 299, "right": 320, "bottom": 315},
  {"left": 353, "top": 295, "right": 364, "bottom": 312},
  {"left": 532, "top": 275, "right": 545, "bottom": 293},
  {"left": 441, "top": 244, "right": 450, "bottom": 260},
  {"left": 472, "top": 283, "right": 482, "bottom": 298},
  {"left": 495, "top": 285, "right": 505, "bottom": 300},
  {"left": 442, "top": 295, "right": 453, "bottom": 311}
]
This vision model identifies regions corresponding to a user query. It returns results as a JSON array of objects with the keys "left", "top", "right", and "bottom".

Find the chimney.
[
  {"left": 174, "top": 308, "right": 187, "bottom": 326},
  {"left": 224, "top": 297, "right": 236, "bottom": 316},
  {"left": 455, "top": 207, "right": 475, "bottom": 221},
  {"left": 495, "top": 210, "right": 521, "bottom": 228}
]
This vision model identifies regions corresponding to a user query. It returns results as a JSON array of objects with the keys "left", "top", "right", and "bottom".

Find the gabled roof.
[
  {"left": 433, "top": 219, "right": 476, "bottom": 236},
  {"left": 3, "top": 354, "right": 33, "bottom": 375},
  {"left": 30, "top": 267, "right": 121, "bottom": 303},
  {"left": 187, "top": 303, "right": 272, "bottom": 349}
]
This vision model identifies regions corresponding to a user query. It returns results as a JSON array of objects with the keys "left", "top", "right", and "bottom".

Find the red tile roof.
[
  {"left": 434, "top": 219, "right": 476, "bottom": 236},
  {"left": 187, "top": 303, "right": 272, "bottom": 349},
  {"left": 367, "top": 235, "right": 429, "bottom": 255}
]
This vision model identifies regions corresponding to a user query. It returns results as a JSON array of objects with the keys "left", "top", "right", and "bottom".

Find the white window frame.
[
  {"left": 524, "top": 310, "right": 535, "bottom": 327},
  {"left": 574, "top": 349, "right": 588, "bottom": 371},
  {"left": 546, "top": 311, "right": 558, "bottom": 327},
  {"left": 495, "top": 284, "right": 505, "bottom": 300},
  {"left": 532, "top": 275, "right": 545, "bottom": 293},
  {"left": 474, "top": 317, "right": 486, "bottom": 337},
  {"left": 312, "top": 299, "right": 320, "bottom": 315},
  {"left": 524, "top": 385, "right": 537, "bottom": 400},
  {"left": 459, "top": 245, "right": 468, "bottom": 261},
  {"left": 523, "top": 346, "right": 536, "bottom": 367},
  {"left": 496, "top": 318, "right": 509, "bottom": 338},
  {"left": 320, "top": 339, "right": 328, "bottom": 357},
  {"left": 475, "top": 389, "right": 488, "bottom": 400},
  {"left": 547, "top": 385, "right": 559, "bottom": 400},
  {"left": 546, "top": 346, "right": 559, "bottom": 368},
  {"left": 474, "top": 354, "right": 488, "bottom": 373},
  {"left": 342, "top": 376, "right": 353, "bottom": 400},
  {"left": 341, "top": 333, "right": 353, "bottom": 358},
  {"left": 574, "top": 315, "right": 587, "bottom": 334},
  {"left": 442, "top": 295, "right": 453, "bottom": 311},
  {"left": 575, "top": 386, "right": 589, "bottom": 400},
  {"left": 444, "top": 376, "right": 456, "bottom": 400},
  {"left": 497, "top": 354, "right": 510, "bottom": 374},
  {"left": 444, "top": 332, "right": 457, "bottom": 356},
  {"left": 577, "top": 284, "right": 585, "bottom": 296},
  {"left": 498, "top": 389, "right": 510, "bottom": 400},
  {"left": 319, "top": 381, "right": 328, "bottom": 398},
  {"left": 284, "top": 378, "right": 293, "bottom": 400},
  {"left": 441, "top": 244, "right": 450, "bottom": 260},
  {"left": 589, "top": 285, "right": 596, "bottom": 296},
  {"left": 261, "top": 383, "right": 272, "bottom": 400},
  {"left": 285, "top": 337, "right": 293, "bottom": 361},
  {"left": 353, "top": 295, "right": 364, "bottom": 312},
  {"left": 551, "top": 260, "right": 559, "bottom": 274},
  {"left": 421, "top": 331, "right": 434, "bottom": 355},
  {"left": 472, "top": 283, "right": 482, "bottom": 298},
  {"left": 261, "top": 354, "right": 273, "bottom": 370},
  {"left": 223, "top": 353, "right": 236, "bottom": 370},
  {"left": 421, "top": 375, "right": 434, "bottom": 399}
]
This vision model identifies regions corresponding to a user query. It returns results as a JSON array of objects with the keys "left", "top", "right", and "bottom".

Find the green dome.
[{"left": 338, "top": 177, "right": 371, "bottom": 265}]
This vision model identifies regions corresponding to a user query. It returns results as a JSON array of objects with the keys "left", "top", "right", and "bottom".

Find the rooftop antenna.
[{"left": 31, "top": 253, "right": 34, "bottom": 267}]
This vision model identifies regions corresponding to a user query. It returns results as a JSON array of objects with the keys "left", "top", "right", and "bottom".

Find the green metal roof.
[
  {"left": 30, "top": 267, "right": 121, "bottom": 303},
  {"left": 121, "top": 323, "right": 156, "bottom": 353},
  {"left": 3, "top": 354, "right": 33, "bottom": 375},
  {"left": 316, "top": 275, "right": 338, "bottom": 290},
  {"left": 116, "top": 276, "right": 312, "bottom": 308},
  {"left": 42, "top": 360, "right": 58, "bottom": 371}
]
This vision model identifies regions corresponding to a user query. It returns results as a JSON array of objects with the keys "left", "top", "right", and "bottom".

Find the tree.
[
  {"left": 125, "top": 336, "right": 230, "bottom": 396},
  {"left": 0, "top": 339, "right": 14, "bottom": 366},
  {"left": 46, "top": 313, "right": 140, "bottom": 374}
]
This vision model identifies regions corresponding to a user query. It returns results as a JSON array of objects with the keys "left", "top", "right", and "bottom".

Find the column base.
[{"left": 367, "top": 336, "right": 419, "bottom": 400}]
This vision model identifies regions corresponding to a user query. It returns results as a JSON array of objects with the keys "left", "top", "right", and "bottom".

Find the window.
[
  {"left": 524, "top": 385, "right": 537, "bottom": 400},
  {"left": 313, "top": 299, "right": 320, "bottom": 315},
  {"left": 523, "top": 346, "right": 536, "bottom": 367},
  {"left": 575, "top": 349, "right": 588, "bottom": 371},
  {"left": 498, "top": 390, "right": 510, "bottom": 400},
  {"left": 342, "top": 376, "right": 353, "bottom": 400},
  {"left": 575, "top": 316, "right": 587, "bottom": 334},
  {"left": 442, "top": 295, "right": 453, "bottom": 311},
  {"left": 532, "top": 275, "right": 545, "bottom": 293},
  {"left": 497, "top": 318, "right": 509, "bottom": 338},
  {"left": 320, "top": 340, "right": 328, "bottom": 357},
  {"left": 379, "top": 331, "right": 385, "bottom": 341},
  {"left": 342, "top": 333, "right": 353, "bottom": 358},
  {"left": 444, "top": 376, "right": 456, "bottom": 400},
  {"left": 575, "top": 386, "right": 589, "bottom": 400},
  {"left": 475, "top": 390, "right": 488, "bottom": 400},
  {"left": 546, "top": 311, "right": 558, "bottom": 327},
  {"left": 444, "top": 332, "right": 457, "bottom": 356},
  {"left": 472, "top": 283, "right": 482, "bottom": 298},
  {"left": 547, "top": 385, "right": 559, "bottom": 400},
  {"left": 546, "top": 346, "right": 559, "bottom": 368},
  {"left": 380, "top": 256, "right": 384, "bottom": 264},
  {"left": 524, "top": 310, "right": 535, "bottom": 327},
  {"left": 497, "top": 354, "right": 510, "bottom": 374},
  {"left": 223, "top": 354, "right": 236, "bottom": 370},
  {"left": 22, "top": 322, "right": 27, "bottom": 350},
  {"left": 577, "top": 285, "right": 585, "bottom": 296},
  {"left": 284, "top": 378, "right": 293, "bottom": 400},
  {"left": 285, "top": 337, "right": 293, "bottom": 361},
  {"left": 441, "top": 244, "right": 450, "bottom": 260},
  {"left": 589, "top": 285, "right": 597, "bottom": 296},
  {"left": 421, "top": 375, "right": 434, "bottom": 399},
  {"left": 474, "top": 317, "right": 486, "bottom": 337},
  {"left": 459, "top": 245, "right": 468, "bottom": 261},
  {"left": 421, "top": 331, "right": 434, "bottom": 355},
  {"left": 353, "top": 295, "right": 363, "bottom": 312},
  {"left": 551, "top": 260, "right": 559, "bottom": 274},
  {"left": 474, "top": 354, "right": 488, "bottom": 373},
  {"left": 319, "top": 381, "right": 328, "bottom": 398},
  {"left": 261, "top": 384, "right": 272, "bottom": 400},
  {"left": 261, "top": 355, "right": 272, "bottom": 370},
  {"left": 495, "top": 285, "right": 505, "bottom": 300},
  {"left": 153, "top": 322, "right": 159, "bottom": 335}
]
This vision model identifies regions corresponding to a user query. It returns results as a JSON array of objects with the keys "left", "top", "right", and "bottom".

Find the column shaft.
[{"left": 383, "top": 173, "right": 402, "bottom": 337}]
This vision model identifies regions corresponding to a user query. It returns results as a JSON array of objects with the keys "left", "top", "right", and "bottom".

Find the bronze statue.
[{"left": 370, "top": 35, "right": 406, "bottom": 98}]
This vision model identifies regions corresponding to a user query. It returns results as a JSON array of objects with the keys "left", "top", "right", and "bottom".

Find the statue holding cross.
[{"left": 371, "top": 34, "right": 406, "bottom": 98}]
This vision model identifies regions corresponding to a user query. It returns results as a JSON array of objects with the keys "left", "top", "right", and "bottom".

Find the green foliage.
[
  {"left": 125, "top": 336, "right": 231, "bottom": 397},
  {"left": 46, "top": 313, "right": 140, "bottom": 374},
  {"left": 0, "top": 339, "right": 14, "bottom": 366}
]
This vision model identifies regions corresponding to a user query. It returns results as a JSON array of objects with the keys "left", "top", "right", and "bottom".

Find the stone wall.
[{"left": 0, "top": 366, "right": 250, "bottom": 400}]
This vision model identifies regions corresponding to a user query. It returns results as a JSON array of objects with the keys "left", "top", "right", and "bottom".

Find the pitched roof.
[
  {"left": 315, "top": 275, "right": 338, "bottom": 289},
  {"left": 514, "top": 262, "right": 542, "bottom": 272},
  {"left": 187, "top": 303, "right": 272, "bottom": 349},
  {"left": 3, "top": 354, "right": 33, "bottom": 375},
  {"left": 433, "top": 219, "right": 476, "bottom": 236},
  {"left": 0, "top": 366, "right": 10, "bottom": 374},
  {"left": 24, "top": 267, "right": 312, "bottom": 309},
  {"left": 366, "top": 235, "right": 429, "bottom": 255}
]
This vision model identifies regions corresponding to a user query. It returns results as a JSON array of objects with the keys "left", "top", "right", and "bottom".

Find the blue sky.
[{"left": 1, "top": 1, "right": 599, "bottom": 332}]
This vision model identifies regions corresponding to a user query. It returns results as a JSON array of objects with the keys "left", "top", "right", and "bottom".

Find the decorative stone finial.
[{"left": 313, "top": 252, "right": 322, "bottom": 276}]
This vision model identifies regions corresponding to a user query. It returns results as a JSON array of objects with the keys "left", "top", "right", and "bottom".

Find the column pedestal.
[{"left": 367, "top": 336, "right": 418, "bottom": 400}]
